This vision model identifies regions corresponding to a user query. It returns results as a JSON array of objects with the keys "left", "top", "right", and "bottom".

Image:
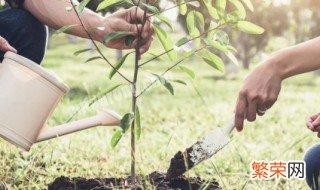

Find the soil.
[
  {"left": 166, "top": 147, "right": 195, "bottom": 179},
  {"left": 48, "top": 171, "right": 220, "bottom": 190}
]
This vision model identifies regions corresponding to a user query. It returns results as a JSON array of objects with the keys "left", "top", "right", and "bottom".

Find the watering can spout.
[{"left": 36, "top": 109, "right": 121, "bottom": 143}]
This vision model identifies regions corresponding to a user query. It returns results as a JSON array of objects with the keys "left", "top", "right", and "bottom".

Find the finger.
[
  {"left": 141, "top": 20, "right": 152, "bottom": 39},
  {"left": 314, "top": 125, "right": 320, "bottom": 133},
  {"left": 129, "top": 6, "right": 145, "bottom": 23},
  {"left": 0, "top": 36, "right": 17, "bottom": 53},
  {"left": 122, "top": 23, "right": 142, "bottom": 35},
  {"left": 306, "top": 121, "right": 315, "bottom": 131},
  {"left": 139, "top": 38, "right": 152, "bottom": 54},
  {"left": 234, "top": 91, "right": 247, "bottom": 132},
  {"left": 312, "top": 116, "right": 320, "bottom": 128},
  {"left": 246, "top": 99, "right": 257, "bottom": 122},
  {"left": 310, "top": 113, "right": 320, "bottom": 121}
]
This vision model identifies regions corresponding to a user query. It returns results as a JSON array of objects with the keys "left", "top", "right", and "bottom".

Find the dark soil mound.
[{"left": 48, "top": 172, "right": 220, "bottom": 190}]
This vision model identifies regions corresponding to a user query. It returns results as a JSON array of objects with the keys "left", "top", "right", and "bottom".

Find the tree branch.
[
  {"left": 136, "top": 46, "right": 206, "bottom": 98},
  {"left": 139, "top": 22, "right": 227, "bottom": 67},
  {"left": 70, "top": 1, "right": 132, "bottom": 83}
]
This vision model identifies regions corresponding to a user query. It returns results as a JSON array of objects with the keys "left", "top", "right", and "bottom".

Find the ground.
[{"left": 0, "top": 35, "right": 319, "bottom": 190}]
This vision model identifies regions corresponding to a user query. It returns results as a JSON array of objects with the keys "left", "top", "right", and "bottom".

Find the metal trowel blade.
[{"left": 166, "top": 116, "right": 235, "bottom": 179}]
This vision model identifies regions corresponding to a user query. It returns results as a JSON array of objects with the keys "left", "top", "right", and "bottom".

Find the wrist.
[
  {"left": 267, "top": 49, "right": 292, "bottom": 81},
  {"left": 87, "top": 16, "right": 107, "bottom": 43}
]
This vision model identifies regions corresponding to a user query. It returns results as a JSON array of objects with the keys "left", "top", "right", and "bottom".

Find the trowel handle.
[{"left": 223, "top": 114, "right": 236, "bottom": 134}]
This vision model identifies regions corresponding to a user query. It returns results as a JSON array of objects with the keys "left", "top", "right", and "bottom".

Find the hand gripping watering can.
[{"left": 0, "top": 52, "right": 121, "bottom": 151}]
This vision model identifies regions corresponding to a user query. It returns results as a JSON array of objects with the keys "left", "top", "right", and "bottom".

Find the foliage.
[{"left": 69, "top": 0, "right": 263, "bottom": 182}]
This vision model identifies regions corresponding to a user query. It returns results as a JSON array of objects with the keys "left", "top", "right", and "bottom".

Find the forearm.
[
  {"left": 271, "top": 37, "right": 320, "bottom": 80},
  {"left": 23, "top": 0, "right": 104, "bottom": 42}
]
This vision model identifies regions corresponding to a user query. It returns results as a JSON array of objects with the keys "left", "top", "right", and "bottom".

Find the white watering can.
[{"left": 0, "top": 52, "right": 121, "bottom": 151}]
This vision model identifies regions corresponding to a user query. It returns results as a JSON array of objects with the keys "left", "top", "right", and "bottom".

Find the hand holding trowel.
[{"left": 166, "top": 114, "right": 236, "bottom": 179}]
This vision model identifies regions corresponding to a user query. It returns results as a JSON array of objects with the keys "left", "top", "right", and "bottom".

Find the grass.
[{"left": 1, "top": 35, "right": 319, "bottom": 190}]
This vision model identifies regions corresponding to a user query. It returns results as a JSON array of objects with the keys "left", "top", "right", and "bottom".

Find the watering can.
[{"left": 0, "top": 52, "right": 121, "bottom": 151}]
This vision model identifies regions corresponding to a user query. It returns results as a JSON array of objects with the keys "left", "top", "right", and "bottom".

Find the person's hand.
[
  {"left": 306, "top": 112, "right": 320, "bottom": 137},
  {"left": 0, "top": 36, "right": 17, "bottom": 53},
  {"left": 95, "top": 6, "right": 154, "bottom": 55},
  {"left": 234, "top": 58, "right": 283, "bottom": 132}
]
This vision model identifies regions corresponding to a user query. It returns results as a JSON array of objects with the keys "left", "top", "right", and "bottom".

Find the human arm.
[
  {"left": 235, "top": 37, "right": 320, "bottom": 131},
  {"left": 23, "top": 0, "right": 153, "bottom": 53}
]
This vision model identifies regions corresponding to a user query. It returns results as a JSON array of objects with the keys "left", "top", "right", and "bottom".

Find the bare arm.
[
  {"left": 277, "top": 37, "right": 320, "bottom": 79},
  {"left": 24, "top": 0, "right": 103, "bottom": 41},
  {"left": 23, "top": 0, "right": 154, "bottom": 53},
  {"left": 234, "top": 37, "right": 320, "bottom": 131}
]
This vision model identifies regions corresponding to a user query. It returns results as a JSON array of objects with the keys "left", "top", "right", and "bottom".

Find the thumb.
[{"left": 0, "top": 36, "right": 17, "bottom": 53}]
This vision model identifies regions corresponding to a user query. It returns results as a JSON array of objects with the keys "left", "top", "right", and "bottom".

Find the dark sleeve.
[{"left": 5, "top": 0, "right": 25, "bottom": 8}]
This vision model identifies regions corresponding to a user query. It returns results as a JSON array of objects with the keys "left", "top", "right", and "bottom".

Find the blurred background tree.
[
  {"left": 231, "top": 0, "right": 289, "bottom": 69},
  {"left": 1, "top": 0, "right": 320, "bottom": 69}
]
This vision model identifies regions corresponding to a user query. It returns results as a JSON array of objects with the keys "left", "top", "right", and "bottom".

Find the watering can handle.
[{"left": 36, "top": 109, "right": 121, "bottom": 143}]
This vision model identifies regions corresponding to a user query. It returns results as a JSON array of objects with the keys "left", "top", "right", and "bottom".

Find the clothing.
[
  {"left": 304, "top": 143, "right": 320, "bottom": 190},
  {"left": 5, "top": 0, "right": 25, "bottom": 8},
  {"left": 0, "top": 8, "right": 47, "bottom": 64}
]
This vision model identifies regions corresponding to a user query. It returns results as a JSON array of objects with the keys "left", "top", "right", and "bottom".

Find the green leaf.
[
  {"left": 153, "top": 23, "right": 177, "bottom": 61},
  {"left": 164, "top": 82, "right": 174, "bottom": 95},
  {"left": 229, "top": 0, "right": 246, "bottom": 19},
  {"left": 175, "top": 37, "right": 189, "bottom": 47},
  {"left": 88, "top": 84, "right": 122, "bottom": 106},
  {"left": 172, "top": 80, "right": 187, "bottom": 85},
  {"left": 152, "top": 74, "right": 174, "bottom": 95},
  {"left": 147, "top": 51, "right": 164, "bottom": 61},
  {"left": 226, "top": 45, "right": 237, "bottom": 52},
  {"left": 155, "top": 14, "right": 174, "bottom": 31},
  {"left": 179, "top": 66, "right": 195, "bottom": 79},
  {"left": 201, "top": 50, "right": 224, "bottom": 72},
  {"left": 103, "top": 31, "right": 134, "bottom": 44},
  {"left": 194, "top": 11, "right": 205, "bottom": 30},
  {"left": 226, "top": 51, "right": 239, "bottom": 66},
  {"left": 111, "top": 130, "right": 123, "bottom": 148},
  {"left": 135, "top": 106, "right": 141, "bottom": 140},
  {"left": 216, "top": 0, "right": 227, "bottom": 18},
  {"left": 212, "top": 30, "right": 229, "bottom": 45},
  {"left": 85, "top": 56, "right": 102, "bottom": 63},
  {"left": 205, "top": 40, "right": 228, "bottom": 53},
  {"left": 241, "top": 0, "right": 254, "bottom": 12},
  {"left": 186, "top": 11, "right": 203, "bottom": 44},
  {"left": 184, "top": 51, "right": 196, "bottom": 59},
  {"left": 120, "top": 113, "right": 134, "bottom": 133},
  {"left": 141, "top": 2, "right": 159, "bottom": 14},
  {"left": 97, "top": 0, "right": 125, "bottom": 11},
  {"left": 178, "top": 0, "right": 187, "bottom": 15},
  {"left": 78, "top": 0, "right": 90, "bottom": 13},
  {"left": 55, "top": 24, "right": 77, "bottom": 34},
  {"left": 74, "top": 48, "right": 93, "bottom": 56},
  {"left": 186, "top": 11, "right": 195, "bottom": 33},
  {"left": 236, "top": 21, "right": 265, "bottom": 34},
  {"left": 190, "top": 27, "right": 201, "bottom": 45},
  {"left": 109, "top": 52, "right": 132, "bottom": 79},
  {"left": 204, "top": 1, "right": 219, "bottom": 19}
]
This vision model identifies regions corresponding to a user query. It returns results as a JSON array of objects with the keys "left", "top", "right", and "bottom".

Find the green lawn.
[{"left": 1, "top": 35, "right": 319, "bottom": 190}]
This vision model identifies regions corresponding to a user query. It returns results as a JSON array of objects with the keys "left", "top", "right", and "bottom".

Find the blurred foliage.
[{"left": 230, "top": 0, "right": 289, "bottom": 68}]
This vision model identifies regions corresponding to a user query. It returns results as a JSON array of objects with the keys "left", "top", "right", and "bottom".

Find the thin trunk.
[{"left": 131, "top": 52, "right": 138, "bottom": 182}]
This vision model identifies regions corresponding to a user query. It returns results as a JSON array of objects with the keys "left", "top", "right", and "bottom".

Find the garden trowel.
[{"left": 166, "top": 114, "right": 236, "bottom": 179}]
